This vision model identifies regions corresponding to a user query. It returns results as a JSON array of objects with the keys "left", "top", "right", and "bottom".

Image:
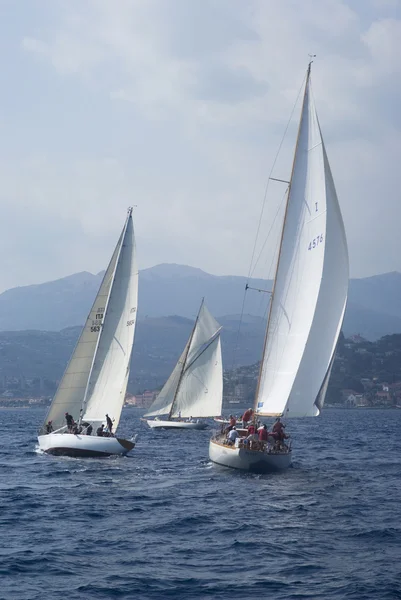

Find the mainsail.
[
  {"left": 42, "top": 209, "right": 138, "bottom": 432},
  {"left": 144, "top": 301, "right": 223, "bottom": 419},
  {"left": 255, "top": 65, "right": 349, "bottom": 418}
]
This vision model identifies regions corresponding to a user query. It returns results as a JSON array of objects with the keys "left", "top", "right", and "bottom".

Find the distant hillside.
[
  {"left": 343, "top": 303, "right": 401, "bottom": 341},
  {"left": 0, "top": 314, "right": 265, "bottom": 394},
  {"left": 348, "top": 272, "right": 401, "bottom": 319},
  {"left": 0, "top": 263, "right": 401, "bottom": 340},
  {"left": 223, "top": 333, "right": 401, "bottom": 407}
]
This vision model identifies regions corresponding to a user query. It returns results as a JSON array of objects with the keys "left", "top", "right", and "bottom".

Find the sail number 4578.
[{"left": 308, "top": 234, "right": 323, "bottom": 250}]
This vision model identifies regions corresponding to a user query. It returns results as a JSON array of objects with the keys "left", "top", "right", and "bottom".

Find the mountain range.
[
  {"left": 0, "top": 315, "right": 265, "bottom": 394},
  {"left": 0, "top": 264, "right": 401, "bottom": 340}
]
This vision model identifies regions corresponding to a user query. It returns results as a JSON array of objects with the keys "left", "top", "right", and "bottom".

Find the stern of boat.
[{"left": 209, "top": 437, "right": 291, "bottom": 472}]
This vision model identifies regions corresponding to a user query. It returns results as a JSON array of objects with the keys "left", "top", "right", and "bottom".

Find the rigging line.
[
  {"left": 250, "top": 185, "right": 289, "bottom": 280},
  {"left": 246, "top": 71, "right": 307, "bottom": 283},
  {"left": 255, "top": 192, "right": 286, "bottom": 317},
  {"left": 229, "top": 286, "right": 248, "bottom": 373},
  {"left": 229, "top": 72, "right": 307, "bottom": 377}
]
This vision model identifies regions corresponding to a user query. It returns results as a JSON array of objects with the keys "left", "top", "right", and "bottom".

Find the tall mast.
[
  {"left": 78, "top": 207, "right": 133, "bottom": 426},
  {"left": 168, "top": 298, "right": 204, "bottom": 420},
  {"left": 253, "top": 63, "right": 312, "bottom": 415}
]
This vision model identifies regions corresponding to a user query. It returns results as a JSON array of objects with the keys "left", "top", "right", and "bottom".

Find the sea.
[{"left": 1, "top": 407, "right": 401, "bottom": 600}]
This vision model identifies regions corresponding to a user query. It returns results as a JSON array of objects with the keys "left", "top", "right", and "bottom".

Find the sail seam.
[{"left": 184, "top": 328, "right": 222, "bottom": 374}]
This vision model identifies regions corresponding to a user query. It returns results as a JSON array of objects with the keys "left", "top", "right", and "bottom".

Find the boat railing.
[{"left": 38, "top": 424, "right": 68, "bottom": 436}]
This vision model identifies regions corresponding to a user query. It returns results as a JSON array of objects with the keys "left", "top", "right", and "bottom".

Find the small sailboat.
[
  {"left": 209, "top": 62, "right": 349, "bottom": 472},
  {"left": 143, "top": 300, "right": 223, "bottom": 429},
  {"left": 38, "top": 208, "right": 139, "bottom": 457}
]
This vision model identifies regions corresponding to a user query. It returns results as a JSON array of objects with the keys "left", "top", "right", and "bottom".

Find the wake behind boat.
[
  {"left": 209, "top": 62, "right": 349, "bottom": 472},
  {"left": 143, "top": 299, "right": 223, "bottom": 430},
  {"left": 38, "top": 208, "right": 139, "bottom": 457}
]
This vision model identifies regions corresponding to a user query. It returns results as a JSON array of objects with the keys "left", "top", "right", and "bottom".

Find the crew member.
[
  {"left": 106, "top": 414, "right": 113, "bottom": 435},
  {"left": 227, "top": 426, "right": 239, "bottom": 445},
  {"left": 242, "top": 408, "right": 253, "bottom": 427},
  {"left": 65, "top": 412, "right": 74, "bottom": 432},
  {"left": 272, "top": 417, "right": 286, "bottom": 441},
  {"left": 258, "top": 424, "right": 268, "bottom": 442}
]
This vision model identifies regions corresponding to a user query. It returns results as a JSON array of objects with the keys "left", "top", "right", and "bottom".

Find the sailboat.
[
  {"left": 38, "top": 208, "right": 139, "bottom": 457},
  {"left": 142, "top": 300, "right": 223, "bottom": 430},
  {"left": 209, "top": 62, "right": 349, "bottom": 472}
]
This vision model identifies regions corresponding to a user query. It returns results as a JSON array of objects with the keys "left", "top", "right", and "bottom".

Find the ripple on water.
[{"left": 1, "top": 408, "right": 401, "bottom": 600}]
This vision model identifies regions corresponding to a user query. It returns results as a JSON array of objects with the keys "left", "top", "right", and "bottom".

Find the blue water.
[{"left": 1, "top": 408, "right": 401, "bottom": 600}]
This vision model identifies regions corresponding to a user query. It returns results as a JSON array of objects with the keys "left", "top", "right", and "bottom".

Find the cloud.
[{"left": 0, "top": 0, "right": 399, "bottom": 292}]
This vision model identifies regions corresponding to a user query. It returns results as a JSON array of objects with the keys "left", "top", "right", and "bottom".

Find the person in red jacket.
[
  {"left": 258, "top": 424, "right": 268, "bottom": 442},
  {"left": 247, "top": 423, "right": 255, "bottom": 435},
  {"left": 242, "top": 408, "right": 253, "bottom": 427}
]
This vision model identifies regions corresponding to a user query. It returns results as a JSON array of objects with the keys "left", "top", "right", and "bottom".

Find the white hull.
[
  {"left": 143, "top": 419, "right": 207, "bottom": 430},
  {"left": 38, "top": 433, "right": 135, "bottom": 457},
  {"left": 209, "top": 439, "right": 291, "bottom": 472}
]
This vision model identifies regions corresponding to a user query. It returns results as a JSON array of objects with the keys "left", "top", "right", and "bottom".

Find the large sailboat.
[
  {"left": 38, "top": 208, "right": 139, "bottom": 457},
  {"left": 209, "top": 63, "right": 349, "bottom": 472},
  {"left": 143, "top": 300, "right": 223, "bottom": 430}
]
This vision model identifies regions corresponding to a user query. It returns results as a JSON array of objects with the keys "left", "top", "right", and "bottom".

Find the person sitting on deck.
[
  {"left": 225, "top": 415, "right": 236, "bottom": 434},
  {"left": 65, "top": 412, "right": 74, "bottom": 432},
  {"left": 45, "top": 421, "right": 53, "bottom": 434},
  {"left": 97, "top": 424, "right": 105, "bottom": 437},
  {"left": 246, "top": 431, "right": 259, "bottom": 450},
  {"left": 227, "top": 426, "right": 239, "bottom": 446},
  {"left": 247, "top": 423, "right": 256, "bottom": 435},
  {"left": 86, "top": 424, "right": 93, "bottom": 436},
  {"left": 242, "top": 408, "right": 253, "bottom": 428}
]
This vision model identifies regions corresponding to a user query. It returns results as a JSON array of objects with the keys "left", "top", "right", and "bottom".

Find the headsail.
[
  {"left": 41, "top": 232, "right": 123, "bottom": 432},
  {"left": 144, "top": 302, "right": 223, "bottom": 419},
  {"left": 171, "top": 335, "right": 223, "bottom": 418},
  {"left": 142, "top": 341, "right": 190, "bottom": 418},
  {"left": 255, "top": 66, "right": 349, "bottom": 418},
  {"left": 82, "top": 211, "right": 138, "bottom": 429}
]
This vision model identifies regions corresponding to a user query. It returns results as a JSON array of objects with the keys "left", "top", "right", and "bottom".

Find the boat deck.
[{"left": 211, "top": 434, "right": 291, "bottom": 456}]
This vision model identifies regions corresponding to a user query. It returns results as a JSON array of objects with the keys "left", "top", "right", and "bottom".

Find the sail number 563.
[{"left": 308, "top": 234, "right": 323, "bottom": 250}]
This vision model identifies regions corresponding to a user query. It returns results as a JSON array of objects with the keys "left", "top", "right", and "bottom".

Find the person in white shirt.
[{"left": 227, "top": 427, "right": 239, "bottom": 445}]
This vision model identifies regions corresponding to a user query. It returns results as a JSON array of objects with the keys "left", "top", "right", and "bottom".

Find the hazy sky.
[{"left": 0, "top": 0, "right": 399, "bottom": 292}]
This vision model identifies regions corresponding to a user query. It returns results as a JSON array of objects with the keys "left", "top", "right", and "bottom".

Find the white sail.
[
  {"left": 143, "top": 341, "right": 190, "bottom": 418},
  {"left": 41, "top": 232, "right": 123, "bottom": 432},
  {"left": 144, "top": 302, "right": 223, "bottom": 418},
  {"left": 187, "top": 303, "right": 221, "bottom": 364},
  {"left": 83, "top": 213, "right": 138, "bottom": 429},
  {"left": 171, "top": 336, "right": 223, "bottom": 418},
  {"left": 256, "top": 71, "right": 348, "bottom": 418}
]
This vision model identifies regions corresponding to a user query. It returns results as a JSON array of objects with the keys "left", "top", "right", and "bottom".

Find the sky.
[{"left": 0, "top": 0, "right": 400, "bottom": 292}]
